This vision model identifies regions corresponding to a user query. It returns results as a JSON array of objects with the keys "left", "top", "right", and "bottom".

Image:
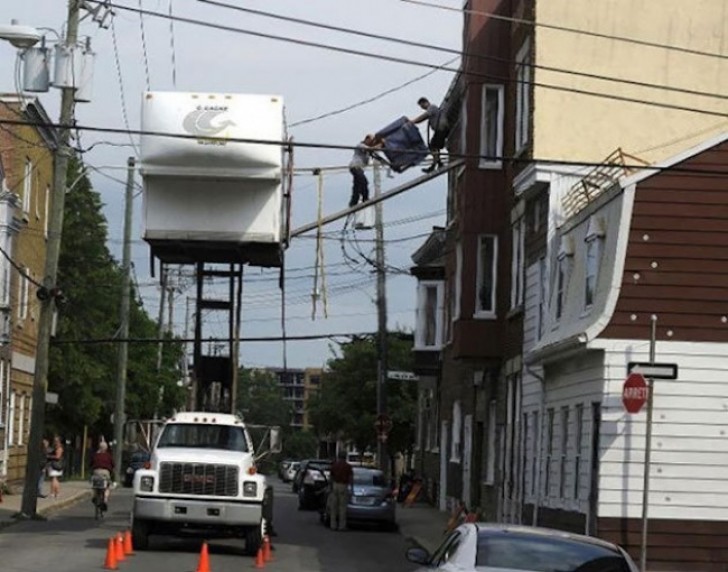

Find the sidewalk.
[
  {"left": 397, "top": 500, "right": 451, "bottom": 554},
  {"left": 0, "top": 479, "right": 92, "bottom": 529}
]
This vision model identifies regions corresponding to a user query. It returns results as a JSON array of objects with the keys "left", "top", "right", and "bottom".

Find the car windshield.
[
  {"left": 353, "top": 469, "right": 386, "bottom": 487},
  {"left": 476, "top": 532, "right": 630, "bottom": 572},
  {"left": 157, "top": 423, "right": 249, "bottom": 452}
]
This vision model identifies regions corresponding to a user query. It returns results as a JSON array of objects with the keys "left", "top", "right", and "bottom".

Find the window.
[
  {"left": 544, "top": 408, "right": 554, "bottom": 496},
  {"left": 480, "top": 85, "right": 504, "bottom": 168},
  {"left": 453, "top": 242, "right": 462, "bottom": 321},
  {"left": 537, "top": 256, "right": 547, "bottom": 339},
  {"left": 7, "top": 391, "right": 15, "bottom": 447},
  {"left": 585, "top": 218, "right": 605, "bottom": 308},
  {"left": 416, "top": 281, "right": 444, "bottom": 349},
  {"left": 451, "top": 400, "right": 462, "bottom": 463},
  {"left": 460, "top": 95, "right": 468, "bottom": 158},
  {"left": 559, "top": 406, "right": 569, "bottom": 498},
  {"left": 515, "top": 40, "right": 532, "bottom": 152},
  {"left": 531, "top": 411, "right": 539, "bottom": 495},
  {"left": 17, "top": 393, "right": 25, "bottom": 446},
  {"left": 574, "top": 404, "right": 584, "bottom": 499},
  {"left": 475, "top": 235, "right": 497, "bottom": 317},
  {"left": 44, "top": 186, "right": 50, "bottom": 238},
  {"left": 18, "top": 269, "right": 29, "bottom": 321},
  {"left": 510, "top": 219, "right": 525, "bottom": 309},
  {"left": 485, "top": 400, "right": 496, "bottom": 484},
  {"left": 0, "top": 360, "right": 4, "bottom": 427},
  {"left": 22, "top": 159, "right": 32, "bottom": 213},
  {"left": 555, "top": 236, "right": 574, "bottom": 321}
]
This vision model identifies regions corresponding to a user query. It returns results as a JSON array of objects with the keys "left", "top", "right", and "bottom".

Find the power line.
[
  {"left": 2, "top": 115, "right": 728, "bottom": 177},
  {"left": 168, "top": 0, "right": 178, "bottom": 88},
  {"left": 401, "top": 0, "right": 728, "bottom": 62},
  {"left": 201, "top": 0, "right": 728, "bottom": 104},
  {"left": 51, "top": 331, "right": 376, "bottom": 344},
  {"left": 110, "top": 16, "right": 141, "bottom": 156},
  {"left": 137, "top": 0, "right": 152, "bottom": 91},
  {"left": 86, "top": 1, "right": 728, "bottom": 120}
]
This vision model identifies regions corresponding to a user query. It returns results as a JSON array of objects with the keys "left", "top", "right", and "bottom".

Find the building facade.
[
  {"left": 269, "top": 367, "right": 322, "bottom": 431},
  {"left": 0, "top": 95, "right": 54, "bottom": 483}
]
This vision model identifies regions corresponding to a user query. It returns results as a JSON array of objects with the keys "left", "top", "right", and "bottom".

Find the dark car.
[
  {"left": 293, "top": 459, "right": 331, "bottom": 510},
  {"left": 123, "top": 450, "right": 151, "bottom": 487},
  {"left": 320, "top": 467, "right": 396, "bottom": 531}
]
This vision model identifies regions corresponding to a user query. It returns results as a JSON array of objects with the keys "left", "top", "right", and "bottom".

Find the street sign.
[
  {"left": 387, "top": 370, "right": 419, "bottom": 381},
  {"left": 623, "top": 372, "right": 648, "bottom": 414},
  {"left": 45, "top": 392, "right": 59, "bottom": 405},
  {"left": 628, "top": 362, "right": 678, "bottom": 380}
]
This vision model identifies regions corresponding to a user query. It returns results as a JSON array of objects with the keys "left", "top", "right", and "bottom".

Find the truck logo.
[
  {"left": 182, "top": 108, "right": 236, "bottom": 138},
  {"left": 183, "top": 474, "right": 215, "bottom": 485}
]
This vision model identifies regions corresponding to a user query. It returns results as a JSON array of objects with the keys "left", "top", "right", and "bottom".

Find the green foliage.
[
  {"left": 307, "top": 334, "right": 417, "bottom": 456},
  {"left": 46, "top": 156, "right": 186, "bottom": 440},
  {"left": 282, "top": 430, "right": 318, "bottom": 460},
  {"left": 236, "top": 368, "right": 292, "bottom": 428}
]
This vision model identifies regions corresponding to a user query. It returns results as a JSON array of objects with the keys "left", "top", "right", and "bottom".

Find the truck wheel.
[
  {"left": 132, "top": 518, "right": 150, "bottom": 551},
  {"left": 245, "top": 519, "right": 264, "bottom": 556}
]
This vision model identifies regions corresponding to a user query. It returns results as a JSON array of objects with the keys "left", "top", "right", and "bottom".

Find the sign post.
[{"left": 640, "top": 316, "right": 658, "bottom": 572}]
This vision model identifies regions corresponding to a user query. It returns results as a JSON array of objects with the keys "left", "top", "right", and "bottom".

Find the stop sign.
[{"left": 622, "top": 373, "right": 648, "bottom": 414}]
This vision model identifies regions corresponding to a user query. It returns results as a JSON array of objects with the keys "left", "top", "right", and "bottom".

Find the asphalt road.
[{"left": 0, "top": 479, "right": 418, "bottom": 572}]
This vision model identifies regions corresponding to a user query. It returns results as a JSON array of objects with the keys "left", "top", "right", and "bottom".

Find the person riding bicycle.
[{"left": 90, "top": 441, "right": 114, "bottom": 509}]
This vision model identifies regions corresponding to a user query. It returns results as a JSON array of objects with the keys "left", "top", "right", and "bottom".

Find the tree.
[
  {"left": 235, "top": 368, "right": 292, "bottom": 428},
  {"left": 46, "top": 156, "right": 186, "bottom": 444},
  {"left": 307, "top": 333, "right": 417, "bottom": 458},
  {"left": 282, "top": 430, "right": 318, "bottom": 460}
]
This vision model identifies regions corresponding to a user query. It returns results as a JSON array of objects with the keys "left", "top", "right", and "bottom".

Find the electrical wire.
[
  {"left": 110, "top": 15, "right": 141, "bottom": 156},
  {"left": 401, "top": 0, "right": 728, "bottom": 62},
  {"left": 0, "top": 245, "right": 44, "bottom": 288},
  {"left": 168, "top": 0, "right": 178, "bottom": 87},
  {"left": 50, "top": 331, "right": 375, "bottom": 345},
  {"left": 85, "top": 1, "right": 728, "bottom": 120},
  {"left": 201, "top": 0, "right": 728, "bottom": 104},
  {"left": 138, "top": 0, "right": 152, "bottom": 91}
]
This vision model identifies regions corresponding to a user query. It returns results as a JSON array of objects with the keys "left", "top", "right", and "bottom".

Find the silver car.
[
  {"left": 406, "top": 523, "right": 639, "bottom": 572},
  {"left": 321, "top": 467, "right": 396, "bottom": 531},
  {"left": 284, "top": 461, "right": 300, "bottom": 483}
]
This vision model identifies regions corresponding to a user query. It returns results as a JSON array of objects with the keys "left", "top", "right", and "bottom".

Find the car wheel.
[
  {"left": 245, "top": 518, "right": 264, "bottom": 556},
  {"left": 132, "top": 518, "right": 150, "bottom": 551}
]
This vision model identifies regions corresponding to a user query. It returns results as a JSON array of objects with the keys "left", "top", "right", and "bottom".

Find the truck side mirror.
[{"left": 270, "top": 427, "right": 282, "bottom": 454}]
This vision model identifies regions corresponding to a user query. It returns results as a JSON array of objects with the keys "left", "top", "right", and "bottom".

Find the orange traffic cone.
[
  {"left": 263, "top": 536, "right": 273, "bottom": 562},
  {"left": 123, "top": 529, "right": 135, "bottom": 556},
  {"left": 254, "top": 547, "right": 265, "bottom": 569},
  {"left": 196, "top": 541, "right": 211, "bottom": 572},
  {"left": 104, "top": 537, "right": 118, "bottom": 570},
  {"left": 115, "top": 532, "right": 126, "bottom": 563}
]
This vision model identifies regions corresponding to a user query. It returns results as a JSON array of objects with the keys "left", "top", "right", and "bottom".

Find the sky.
[{"left": 0, "top": 0, "right": 463, "bottom": 369}]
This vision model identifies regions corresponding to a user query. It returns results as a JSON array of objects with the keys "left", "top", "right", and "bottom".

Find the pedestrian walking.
[
  {"left": 328, "top": 450, "right": 353, "bottom": 531},
  {"left": 409, "top": 97, "right": 450, "bottom": 173},
  {"left": 37, "top": 438, "right": 50, "bottom": 498},
  {"left": 47, "top": 435, "right": 64, "bottom": 499}
]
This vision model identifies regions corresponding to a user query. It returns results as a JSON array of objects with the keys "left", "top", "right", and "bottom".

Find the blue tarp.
[{"left": 375, "top": 116, "right": 428, "bottom": 173}]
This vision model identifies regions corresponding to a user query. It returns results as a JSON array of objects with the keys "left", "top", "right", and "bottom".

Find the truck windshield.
[{"left": 157, "top": 424, "right": 249, "bottom": 452}]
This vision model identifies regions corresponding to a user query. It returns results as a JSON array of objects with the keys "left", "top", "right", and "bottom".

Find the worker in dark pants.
[
  {"left": 348, "top": 134, "right": 382, "bottom": 207},
  {"left": 409, "top": 97, "right": 450, "bottom": 173}
]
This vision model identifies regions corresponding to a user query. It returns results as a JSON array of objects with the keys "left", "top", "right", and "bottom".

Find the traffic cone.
[
  {"left": 196, "top": 541, "right": 211, "bottom": 572},
  {"left": 104, "top": 537, "right": 118, "bottom": 570},
  {"left": 115, "top": 532, "right": 126, "bottom": 562},
  {"left": 263, "top": 536, "right": 273, "bottom": 562},
  {"left": 123, "top": 529, "right": 135, "bottom": 555},
  {"left": 254, "top": 547, "right": 265, "bottom": 569}
]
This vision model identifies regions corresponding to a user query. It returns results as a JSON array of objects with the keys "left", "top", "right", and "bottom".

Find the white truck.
[{"left": 131, "top": 412, "right": 277, "bottom": 555}]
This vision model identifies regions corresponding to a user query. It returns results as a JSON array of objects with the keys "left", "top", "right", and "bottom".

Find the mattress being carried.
[{"left": 375, "top": 116, "right": 428, "bottom": 173}]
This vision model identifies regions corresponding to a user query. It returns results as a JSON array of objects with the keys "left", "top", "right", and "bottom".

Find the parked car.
[
  {"left": 278, "top": 459, "right": 293, "bottom": 480},
  {"left": 406, "top": 523, "right": 639, "bottom": 572},
  {"left": 283, "top": 461, "right": 300, "bottom": 483},
  {"left": 293, "top": 459, "right": 331, "bottom": 510},
  {"left": 122, "top": 450, "right": 151, "bottom": 487},
  {"left": 320, "top": 467, "right": 396, "bottom": 530}
]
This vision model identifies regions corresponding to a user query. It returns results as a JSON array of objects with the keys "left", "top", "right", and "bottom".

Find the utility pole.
[
  {"left": 373, "top": 159, "right": 389, "bottom": 475},
  {"left": 640, "top": 315, "right": 658, "bottom": 572},
  {"left": 156, "top": 266, "right": 168, "bottom": 372},
  {"left": 112, "top": 157, "right": 135, "bottom": 475},
  {"left": 21, "top": 0, "right": 81, "bottom": 518}
]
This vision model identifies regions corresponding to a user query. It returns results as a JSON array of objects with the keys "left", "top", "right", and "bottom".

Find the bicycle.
[{"left": 91, "top": 474, "right": 109, "bottom": 520}]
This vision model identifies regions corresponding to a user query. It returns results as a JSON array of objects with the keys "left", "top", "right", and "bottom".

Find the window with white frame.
[
  {"left": 510, "top": 219, "right": 525, "bottom": 309},
  {"left": 531, "top": 410, "right": 539, "bottom": 495},
  {"left": 515, "top": 39, "right": 532, "bottom": 152},
  {"left": 18, "top": 268, "right": 29, "bottom": 321},
  {"left": 0, "top": 360, "right": 4, "bottom": 427},
  {"left": 416, "top": 281, "right": 444, "bottom": 349},
  {"left": 479, "top": 84, "right": 504, "bottom": 168},
  {"left": 451, "top": 400, "right": 462, "bottom": 463},
  {"left": 544, "top": 408, "right": 554, "bottom": 497},
  {"left": 537, "top": 256, "right": 547, "bottom": 339},
  {"left": 453, "top": 242, "right": 462, "bottom": 321},
  {"left": 22, "top": 159, "right": 32, "bottom": 214},
  {"left": 574, "top": 404, "right": 584, "bottom": 499},
  {"left": 559, "top": 406, "right": 570, "bottom": 498},
  {"left": 475, "top": 235, "right": 497, "bottom": 317},
  {"left": 585, "top": 219, "right": 604, "bottom": 308},
  {"left": 17, "top": 393, "right": 25, "bottom": 446},
  {"left": 7, "top": 391, "right": 15, "bottom": 447},
  {"left": 460, "top": 94, "right": 468, "bottom": 158},
  {"left": 485, "top": 399, "right": 496, "bottom": 484},
  {"left": 44, "top": 186, "right": 50, "bottom": 238}
]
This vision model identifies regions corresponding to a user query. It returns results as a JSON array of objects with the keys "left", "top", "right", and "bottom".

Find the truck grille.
[{"left": 159, "top": 462, "right": 239, "bottom": 497}]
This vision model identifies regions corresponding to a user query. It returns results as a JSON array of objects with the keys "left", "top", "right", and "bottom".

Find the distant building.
[{"left": 268, "top": 367, "right": 322, "bottom": 431}]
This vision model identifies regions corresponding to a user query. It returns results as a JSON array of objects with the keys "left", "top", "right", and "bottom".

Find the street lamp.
[{"left": 0, "top": 20, "right": 42, "bottom": 49}]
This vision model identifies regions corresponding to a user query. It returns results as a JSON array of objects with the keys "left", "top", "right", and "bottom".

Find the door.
[
  {"left": 439, "top": 420, "right": 448, "bottom": 511},
  {"left": 587, "top": 402, "right": 601, "bottom": 535},
  {"left": 462, "top": 415, "right": 473, "bottom": 509}
]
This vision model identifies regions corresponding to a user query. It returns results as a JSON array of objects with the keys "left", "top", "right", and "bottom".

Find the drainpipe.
[{"left": 527, "top": 365, "right": 546, "bottom": 527}]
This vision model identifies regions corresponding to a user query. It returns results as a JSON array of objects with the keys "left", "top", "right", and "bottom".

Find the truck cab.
[{"left": 131, "top": 412, "right": 272, "bottom": 555}]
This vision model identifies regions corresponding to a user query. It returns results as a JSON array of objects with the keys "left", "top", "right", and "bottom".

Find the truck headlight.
[
  {"left": 140, "top": 476, "right": 155, "bottom": 492},
  {"left": 243, "top": 482, "right": 258, "bottom": 497}
]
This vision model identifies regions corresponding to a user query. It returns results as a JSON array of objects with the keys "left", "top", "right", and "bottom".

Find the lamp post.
[{"left": 1, "top": 2, "right": 83, "bottom": 519}]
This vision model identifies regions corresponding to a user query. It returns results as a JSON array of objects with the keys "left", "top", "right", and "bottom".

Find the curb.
[{"left": 0, "top": 490, "right": 93, "bottom": 531}]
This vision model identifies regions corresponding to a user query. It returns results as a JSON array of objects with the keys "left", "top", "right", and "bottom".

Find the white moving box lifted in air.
[{"left": 140, "top": 91, "right": 289, "bottom": 267}]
